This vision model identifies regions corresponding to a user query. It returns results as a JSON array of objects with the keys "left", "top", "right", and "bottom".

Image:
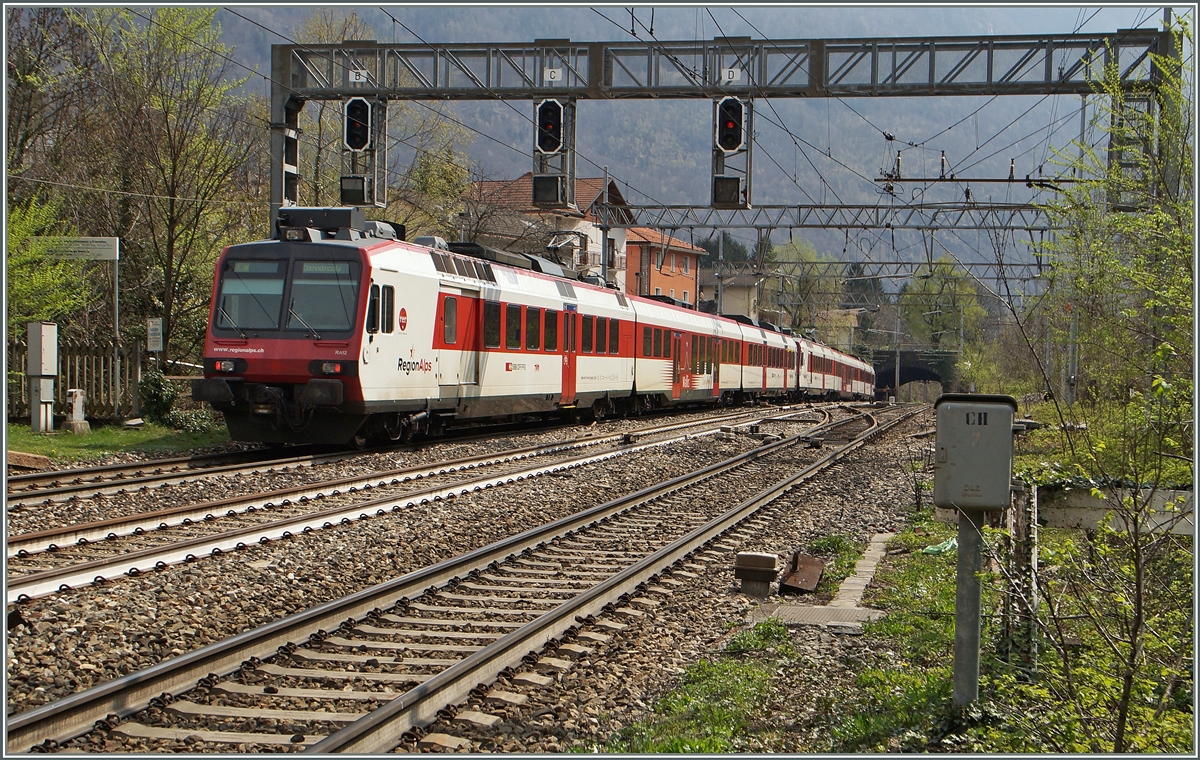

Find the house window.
[
  {"left": 654, "top": 287, "right": 662, "bottom": 296},
  {"left": 683, "top": 290, "right": 689, "bottom": 304},
  {"left": 683, "top": 256, "right": 690, "bottom": 274},
  {"left": 671, "top": 253, "right": 676, "bottom": 272},
  {"left": 670, "top": 289, "right": 675, "bottom": 299}
]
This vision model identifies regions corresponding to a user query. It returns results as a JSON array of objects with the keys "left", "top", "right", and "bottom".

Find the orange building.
[{"left": 624, "top": 227, "right": 705, "bottom": 308}]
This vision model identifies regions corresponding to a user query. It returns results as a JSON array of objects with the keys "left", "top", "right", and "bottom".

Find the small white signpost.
[
  {"left": 147, "top": 318, "right": 163, "bottom": 353},
  {"left": 37, "top": 237, "right": 123, "bottom": 418}
]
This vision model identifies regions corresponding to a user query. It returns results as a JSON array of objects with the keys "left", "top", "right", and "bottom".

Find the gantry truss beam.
[
  {"left": 603, "top": 202, "right": 1052, "bottom": 231},
  {"left": 278, "top": 29, "right": 1169, "bottom": 100},
  {"left": 720, "top": 258, "right": 1052, "bottom": 285}
]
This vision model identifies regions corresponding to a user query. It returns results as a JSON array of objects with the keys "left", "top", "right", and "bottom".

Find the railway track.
[
  {"left": 6, "top": 406, "right": 828, "bottom": 603},
  {"left": 6, "top": 405, "right": 915, "bottom": 754},
  {"left": 5, "top": 405, "right": 794, "bottom": 505}
]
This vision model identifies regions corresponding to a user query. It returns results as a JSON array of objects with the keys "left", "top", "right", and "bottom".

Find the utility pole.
[
  {"left": 717, "top": 233, "right": 724, "bottom": 314},
  {"left": 600, "top": 166, "right": 610, "bottom": 287}
]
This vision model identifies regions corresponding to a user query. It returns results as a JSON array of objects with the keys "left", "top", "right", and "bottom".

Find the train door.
[
  {"left": 671, "top": 332, "right": 683, "bottom": 400},
  {"left": 712, "top": 338, "right": 722, "bottom": 397},
  {"left": 437, "top": 289, "right": 478, "bottom": 399},
  {"left": 560, "top": 307, "right": 577, "bottom": 405},
  {"left": 760, "top": 340, "right": 768, "bottom": 394}
]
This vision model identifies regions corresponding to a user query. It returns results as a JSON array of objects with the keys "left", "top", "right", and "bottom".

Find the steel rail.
[
  {"left": 7, "top": 405, "right": 792, "bottom": 558},
  {"left": 308, "top": 407, "right": 917, "bottom": 753},
  {"left": 6, "top": 409, "right": 820, "bottom": 603},
  {"left": 5, "top": 407, "right": 858, "bottom": 754}
]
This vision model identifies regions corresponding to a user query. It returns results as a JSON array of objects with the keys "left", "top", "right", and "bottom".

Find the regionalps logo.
[{"left": 397, "top": 357, "right": 433, "bottom": 375}]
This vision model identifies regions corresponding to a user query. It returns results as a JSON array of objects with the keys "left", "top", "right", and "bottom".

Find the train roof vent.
[
  {"left": 447, "top": 241, "right": 533, "bottom": 271},
  {"left": 720, "top": 313, "right": 755, "bottom": 326}
]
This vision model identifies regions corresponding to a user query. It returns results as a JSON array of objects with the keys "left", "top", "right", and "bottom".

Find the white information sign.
[
  {"left": 544, "top": 67, "right": 563, "bottom": 82},
  {"left": 147, "top": 318, "right": 163, "bottom": 352},
  {"left": 36, "top": 237, "right": 120, "bottom": 261},
  {"left": 350, "top": 68, "right": 370, "bottom": 83},
  {"left": 722, "top": 67, "right": 743, "bottom": 84}
]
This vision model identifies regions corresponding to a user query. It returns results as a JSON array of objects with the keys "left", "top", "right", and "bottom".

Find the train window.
[
  {"left": 691, "top": 335, "right": 698, "bottom": 373},
  {"left": 544, "top": 310, "right": 558, "bottom": 351},
  {"left": 218, "top": 260, "right": 285, "bottom": 331},
  {"left": 609, "top": 319, "right": 620, "bottom": 353},
  {"left": 283, "top": 260, "right": 361, "bottom": 333},
  {"left": 480, "top": 262, "right": 495, "bottom": 282},
  {"left": 483, "top": 301, "right": 501, "bottom": 348},
  {"left": 381, "top": 286, "right": 395, "bottom": 333},
  {"left": 526, "top": 307, "right": 541, "bottom": 350},
  {"left": 452, "top": 257, "right": 472, "bottom": 278},
  {"left": 642, "top": 327, "right": 651, "bottom": 357},
  {"left": 556, "top": 281, "right": 576, "bottom": 299},
  {"left": 595, "top": 317, "right": 607, "bottom": 354},
  {"left": 365, "top": 284, "right": 380, "bottom": 334},
  {"left": 581, "top": 315, "right": 593, "bottom": 353},
  {"left": 663, "top": 332, "right": 670, "bottom": 358},
  {"left": 506, "top": 304, "right": 522, "bottom": 349},
  {"left": 431, "top": 253, "right": 451, "bottom": 273},
  {"left": 653, "top": 328, "right": 662, "bottom": 358},
  {"left": 443, "top": 297, "right": 457, "bottom": 344}
]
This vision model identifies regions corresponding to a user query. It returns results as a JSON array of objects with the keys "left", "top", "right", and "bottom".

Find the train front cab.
[{"left": 194, "top": 239, "right": 379, "bottom": 444}]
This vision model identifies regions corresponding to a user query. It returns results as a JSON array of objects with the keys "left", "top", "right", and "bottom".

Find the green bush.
[
  {"left": 163, "top": 407, "right": 221, "bottom": 434},
  {"left": 138, "top": 369, "right": 178, "bottom": 423}
]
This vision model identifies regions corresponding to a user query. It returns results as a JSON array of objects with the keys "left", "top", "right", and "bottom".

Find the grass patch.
[
  {"left": 813, "top": 507, "right": 1003, "bottom": 752},
  {"left": 591, "top": 619, "right": 785, "bottom": 753},
  {"left": 6, "top": 421, "right": 232, "bottom": 463},
  {"left": 806, "top": 533, "right": 865, "bottom": 594}
]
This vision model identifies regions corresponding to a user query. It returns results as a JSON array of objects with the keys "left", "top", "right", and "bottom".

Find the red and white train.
[{"left": 193, "top": 208, "right": 876, "bottom": 445}]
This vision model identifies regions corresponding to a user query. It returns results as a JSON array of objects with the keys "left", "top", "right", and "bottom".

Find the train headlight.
[{"left": 216, "top": 360, "right": 237, "bottom": 373}]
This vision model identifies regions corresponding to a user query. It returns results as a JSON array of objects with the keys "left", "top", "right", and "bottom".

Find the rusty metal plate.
[{"left": 779, "top": 554, "right": 825, "bottom": 594}]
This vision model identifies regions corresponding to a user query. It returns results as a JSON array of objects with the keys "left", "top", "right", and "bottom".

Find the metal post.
[
  {"left": 717, "top": 233, "right": 724, "bottom": 314},
  {"left": 894, "top": 311, "right": 901, "bottom": 401},
  {"left": 953, "top": 509, "right": 986, "bottom": 707},
  {"left": 600, "top": 166, "right": 610, "bottom": 287},
  {"left": 113, "top": 257, "right": 121, "bottom": 420}
]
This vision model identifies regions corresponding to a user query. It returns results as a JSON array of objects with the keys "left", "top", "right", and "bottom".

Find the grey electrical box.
[
  {"left": 933, "top": 393, "right": 1018, "bottom": 511},
  {"left": 27, "top": 322, "right": 57, "bottom": 377}
]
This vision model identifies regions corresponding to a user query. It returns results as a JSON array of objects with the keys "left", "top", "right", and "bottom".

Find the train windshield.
[
  {"left": 285, "top": 260, "right": 361, "bottom": 332},
  {"left": 216, "top": 260, "right": 285, "bottom": 330}
]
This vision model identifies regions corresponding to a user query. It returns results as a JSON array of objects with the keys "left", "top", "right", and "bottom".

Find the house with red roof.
[{"left": 463, "top": 171, "right": 632, "bottom": 289}]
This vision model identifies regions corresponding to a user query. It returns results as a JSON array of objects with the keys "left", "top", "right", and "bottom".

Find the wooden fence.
[{"left": 7, "top": 339, "right": 144, "bottom": 420}]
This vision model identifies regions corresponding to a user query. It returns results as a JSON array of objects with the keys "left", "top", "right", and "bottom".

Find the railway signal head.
[
  {"left": 344, "top": 97, "right": 372, "bottom": 152},
  {"left": 536, "top": 99, "right": 564, "bottom": 154},
  {"left": 716, "top": 97, "right": 745, "bottom": 153}
]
